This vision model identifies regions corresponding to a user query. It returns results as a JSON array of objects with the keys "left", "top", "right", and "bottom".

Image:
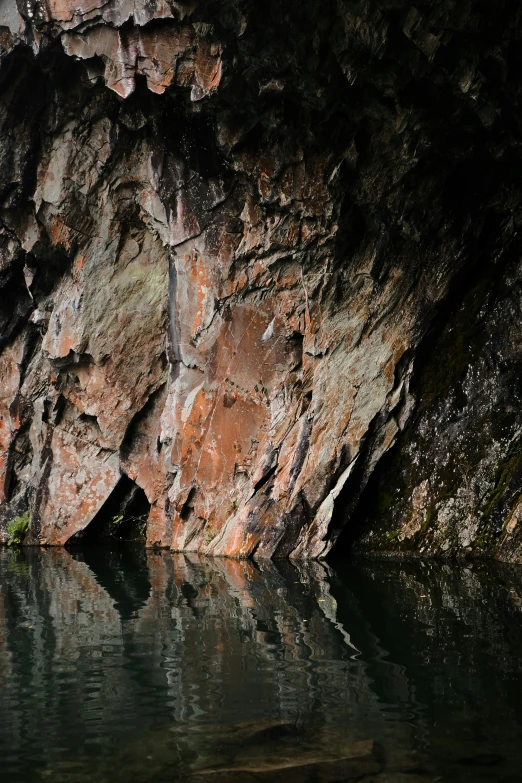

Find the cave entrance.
[{"left": 68, "top": 475, "right": 150, "bottom": 547}]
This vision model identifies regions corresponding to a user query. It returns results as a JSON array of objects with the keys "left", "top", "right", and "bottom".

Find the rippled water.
[{"left": 1, "top": 549, "right": 522, "bottom": 782}]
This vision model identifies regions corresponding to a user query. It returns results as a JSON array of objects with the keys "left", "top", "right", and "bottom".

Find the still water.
[{"left": 1, "top": 548, "right": 522, "bottom": 783}]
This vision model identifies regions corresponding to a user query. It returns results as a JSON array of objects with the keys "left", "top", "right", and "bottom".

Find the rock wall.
[{"left": 1, "top": 0, "right": 522, "bottom": 559}]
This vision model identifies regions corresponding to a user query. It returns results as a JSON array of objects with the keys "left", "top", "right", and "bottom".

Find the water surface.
[{"left": 1, "top": 548, "right": 522, "bottom": 782}]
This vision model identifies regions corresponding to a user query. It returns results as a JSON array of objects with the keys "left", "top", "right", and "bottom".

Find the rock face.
[{"left": 1, "top": 0, "right": 522, "bottom": 559}]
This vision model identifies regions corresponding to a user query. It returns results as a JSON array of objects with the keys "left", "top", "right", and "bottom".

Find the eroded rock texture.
[{"left": 1, "top": 0, "right": 522, "bottom": 559}]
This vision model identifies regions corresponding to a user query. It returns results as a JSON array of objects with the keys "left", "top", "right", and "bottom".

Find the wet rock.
[
  {"left": 184, "top": 755, "right": 380, "bottom": 782},
  {"left": 184, "top": 724, "right": 374, "bottom": 775},
  {"left": 1, "top": 1, "right": 522, "bottom": 558},
  {"left": 363, "top": 776, "right": 434, "bottom": 783},
  {"left": 72, "top": 719, "right": 377, "bottom": 783},
  {"left": 354, "top": 252, "right": 522, "bottom": 561}
]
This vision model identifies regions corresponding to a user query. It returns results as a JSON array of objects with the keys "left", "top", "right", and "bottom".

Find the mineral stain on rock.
[{"left": 1, "top": 0, "right": 522, "bottom": 560}]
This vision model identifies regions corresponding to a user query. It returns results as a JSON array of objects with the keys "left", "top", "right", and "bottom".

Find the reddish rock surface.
[{"left": 2, "top": 0, "right": 522, "bottom": 559}]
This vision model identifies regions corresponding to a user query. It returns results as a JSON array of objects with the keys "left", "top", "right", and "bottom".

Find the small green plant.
[
  {"left": 7, "top": 512, "right": 30, "bottom": 546},
  {"left": 108, "top": 513, "right": 148, "bottom": 542},
  {"left": 202, "top": 527, "right": 217, "bottom": 544}
]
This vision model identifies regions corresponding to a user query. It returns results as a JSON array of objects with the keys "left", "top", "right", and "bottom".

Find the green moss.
[
  {"left": 202, "top": 527, "right": 217, "bottom": 544},
  {"left": 7, "top": 512, "right": 30, "bottom": 546},
  {"left": 356, "top": 259, "right": 520, "bottom": 556},
  {"left": 473, "top": 528, "right": 492, "bottom": 549},
  {"left": 481, "top": 439, "right": 522, "bottom": 520},
  {"left": 504, "top": 492, "right": 522, "bottom": 530},
  {"left": 377, "top": 490, "right": 394, "bottom": 515},
  {"left": 422, "top": 505, "right": 437, "bottom": 532}
]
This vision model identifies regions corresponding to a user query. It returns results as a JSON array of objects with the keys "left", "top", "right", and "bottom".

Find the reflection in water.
[{"left": 1, "top": 550, "right": 522, "bottom": 782}]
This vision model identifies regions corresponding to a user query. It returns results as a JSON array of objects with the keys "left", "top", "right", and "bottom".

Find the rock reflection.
[
  {"left": 1, "top": 551, "right": 522, "bottom": 782},
  {"left": 130, "top": 553, "right": 385, "bottom": 732},
  {"left": 70, "top": 547, "right": 151, "bottom": 620}
]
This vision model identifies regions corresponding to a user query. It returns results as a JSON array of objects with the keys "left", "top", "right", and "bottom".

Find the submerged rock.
[
  {"left": 1, "top": 1, "right": 522, "bottom": 558},
  {"left": 50, "top": 719, "right": 378, "bottom": 782},
  {"left": 179, "top": 722, "right": 374, "bottom": 775}
]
